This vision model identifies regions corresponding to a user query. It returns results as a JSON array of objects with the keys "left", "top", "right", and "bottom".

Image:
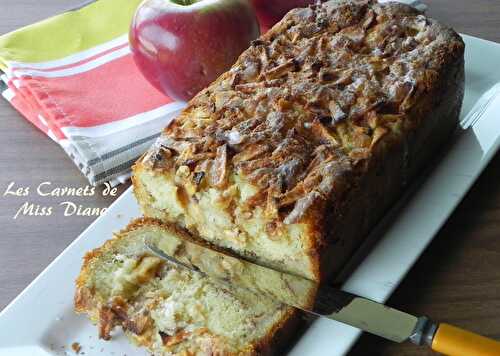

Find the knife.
[{"left": 144, "top": 234, "right": 500, "bottom": 356}]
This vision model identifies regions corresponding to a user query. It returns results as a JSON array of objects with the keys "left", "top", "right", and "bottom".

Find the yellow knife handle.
[{"left": 431, "top": 323, "right": 500, "bottom": 356}]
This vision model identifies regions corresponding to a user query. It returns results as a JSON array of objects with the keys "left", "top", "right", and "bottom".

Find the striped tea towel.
[{"left": 0, "top": 0, "right": 185, "bottom": 186}]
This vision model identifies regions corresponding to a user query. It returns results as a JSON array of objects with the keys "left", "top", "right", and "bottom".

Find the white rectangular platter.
[{"left": 1, "top": 34, "right": 500, "bottom": 356}]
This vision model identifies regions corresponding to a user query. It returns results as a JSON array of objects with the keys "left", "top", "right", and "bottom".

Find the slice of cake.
[
  {"left": 132, "top": 0, "right": 465, "bottom": 281},
  {"left": 75, "top": 218, "right": 299, "bottom": 355}
]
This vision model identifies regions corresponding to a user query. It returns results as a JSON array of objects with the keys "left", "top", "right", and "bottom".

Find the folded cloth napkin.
[
  {"left": 0, "top": 0, "right": 184, "bottom": 186},
  {"left": 0, "top": 0, "right": 424, "bottom": 186}
]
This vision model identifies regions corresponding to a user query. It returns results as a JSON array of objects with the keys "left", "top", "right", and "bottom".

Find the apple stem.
[{"left": 171, "top": 0, "right": 199, "bottom": 5}]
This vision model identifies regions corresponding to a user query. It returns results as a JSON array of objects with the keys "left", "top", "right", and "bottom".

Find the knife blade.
[
  {"left": 144, "top": 232, "right": 500, "bottom": 355},
  {"left": 144, "top": 233, "right": 423, "bottom": 343}
]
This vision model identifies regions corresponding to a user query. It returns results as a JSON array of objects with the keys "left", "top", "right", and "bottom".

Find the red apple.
[
  {"left": 130, "top": 0, "right": 260, "bottom": 101},
  {"left": 251, "top": 0, "right": 318, "bottom": 32}
]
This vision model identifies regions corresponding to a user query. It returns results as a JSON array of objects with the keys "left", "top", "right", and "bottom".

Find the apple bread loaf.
[
  {"left": 75, "top": 218, "right": 300, "bottom": 355},
  {"left": 133, "top": 0, "right": 465, "bottom": 281}
]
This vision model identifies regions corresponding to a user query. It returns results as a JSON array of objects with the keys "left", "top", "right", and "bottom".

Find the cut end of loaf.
[{"left": 133, "top": 163, "right": 319, "bottom": 280}]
